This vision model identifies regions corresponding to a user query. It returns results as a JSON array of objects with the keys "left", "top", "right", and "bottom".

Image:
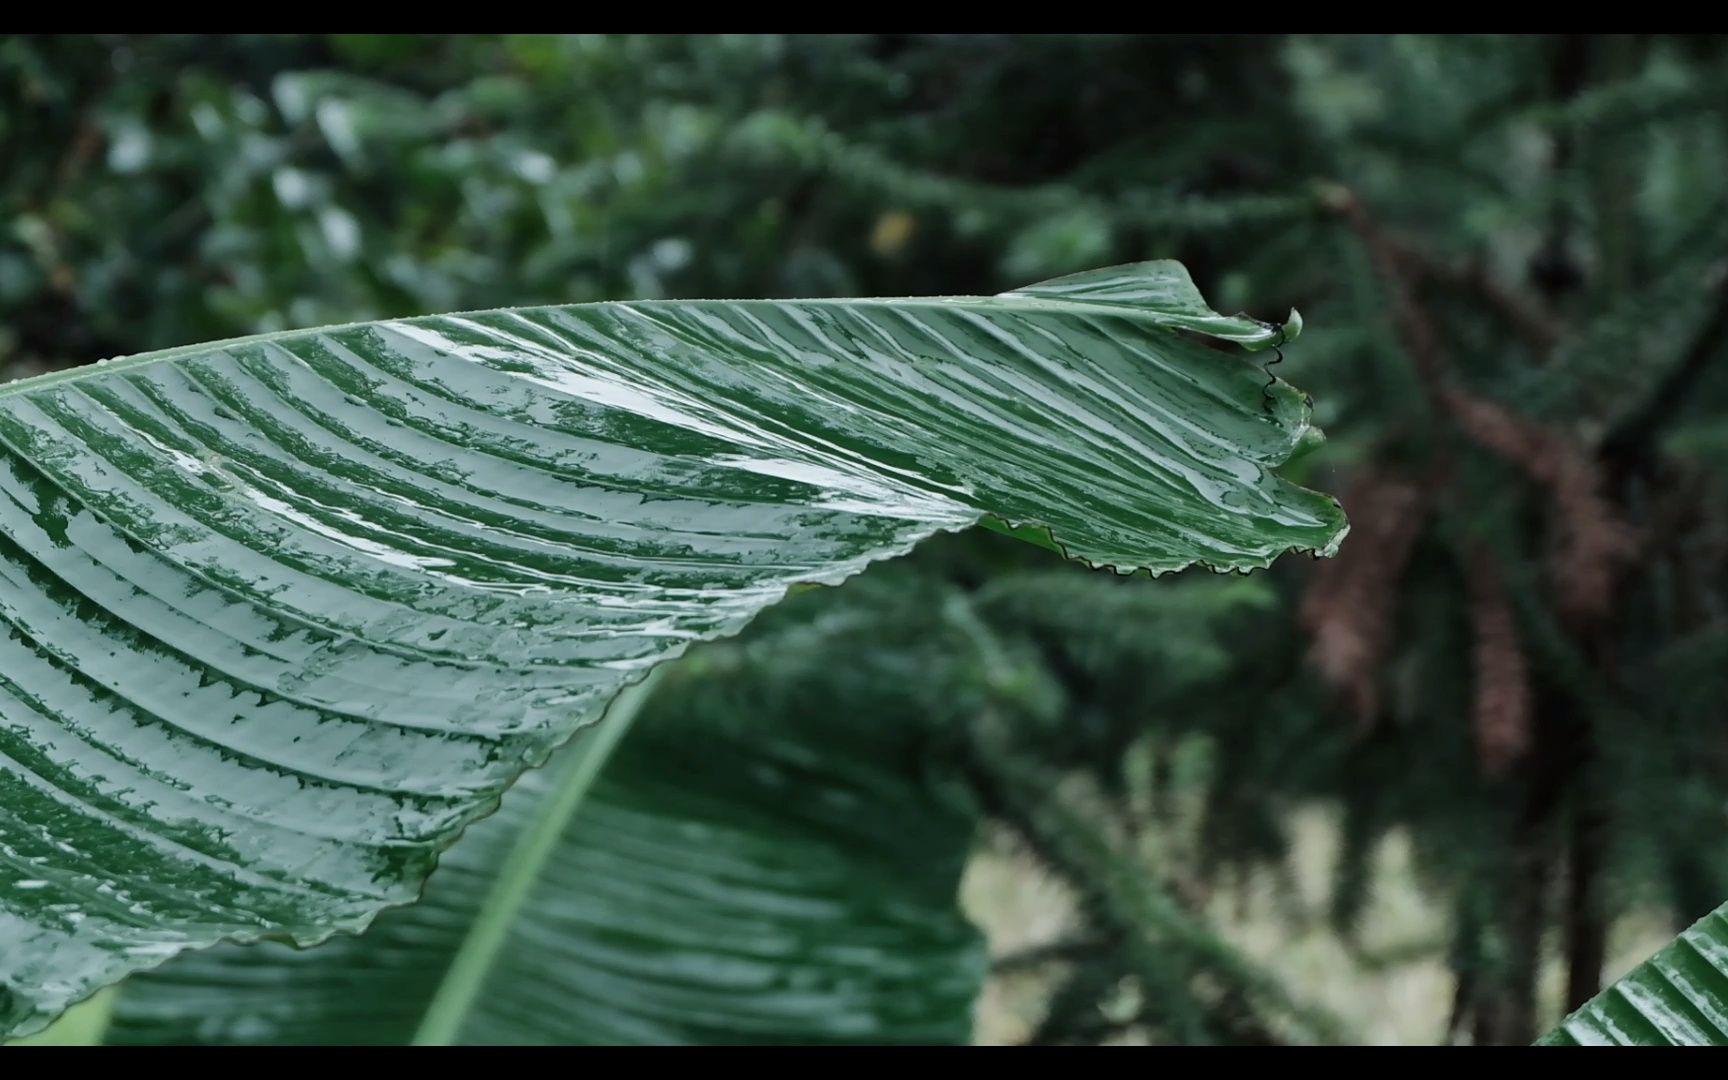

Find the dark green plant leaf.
[
  {"left": 0, "top": 260, "right": 1344, "bottom": 1037},
  {"left": 1538, "top": 901, "right": 1728, "bottom": 1045},
  {"left": 104, "top": 572, "right": 992, "bottom": 1046}
]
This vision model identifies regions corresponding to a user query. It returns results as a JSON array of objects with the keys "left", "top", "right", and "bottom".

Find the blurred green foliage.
[{"left": 0, "top": 33, "right": 1330, "bottom": 368}]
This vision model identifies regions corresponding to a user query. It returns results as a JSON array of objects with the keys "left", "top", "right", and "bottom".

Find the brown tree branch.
[
  {"left": 1384, "top": 236, "right": 1567, "bottom": 355},
  {"left": 1326, "top": 185, "right": 1639, "bottom": 628},
  {"left": 1322, "top": 184, "right": 1450, "bottom": 397}
]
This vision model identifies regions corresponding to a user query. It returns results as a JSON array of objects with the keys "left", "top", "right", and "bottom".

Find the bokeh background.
[{"left": 5, "top": 33, "right": 1728, "bottom": 1045}]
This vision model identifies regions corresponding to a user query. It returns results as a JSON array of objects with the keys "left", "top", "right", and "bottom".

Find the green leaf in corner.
[{"left": 1539, "top": 901, "right": 1728, "bottom": 1045}]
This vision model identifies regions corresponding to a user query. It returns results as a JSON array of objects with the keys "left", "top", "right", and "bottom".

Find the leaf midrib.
[{"left": 409, "top": 667, "right": 667, "bottom": 1046}]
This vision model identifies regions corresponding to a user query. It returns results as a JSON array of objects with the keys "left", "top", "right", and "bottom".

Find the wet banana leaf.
[
  {"left": 1538, "top": 900, "right": 1728, "bottom": 1045},
  {"left": 0, "top": 260, "right": 1344, "bottom": 1037},
  {"left": 104, "top": 577, "right": 993, "bottom": 1045}
]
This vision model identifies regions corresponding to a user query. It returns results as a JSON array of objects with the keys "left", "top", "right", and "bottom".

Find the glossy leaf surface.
[
  {"left": 104, "top": 575, "right": 989, "bottom": 1045},
  {"left": 0, "top": 261, "right": 1343, "bottom": 1036},
  {"left": 1539, "top": 901, "right": 1728, "bottom": 1045}
]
